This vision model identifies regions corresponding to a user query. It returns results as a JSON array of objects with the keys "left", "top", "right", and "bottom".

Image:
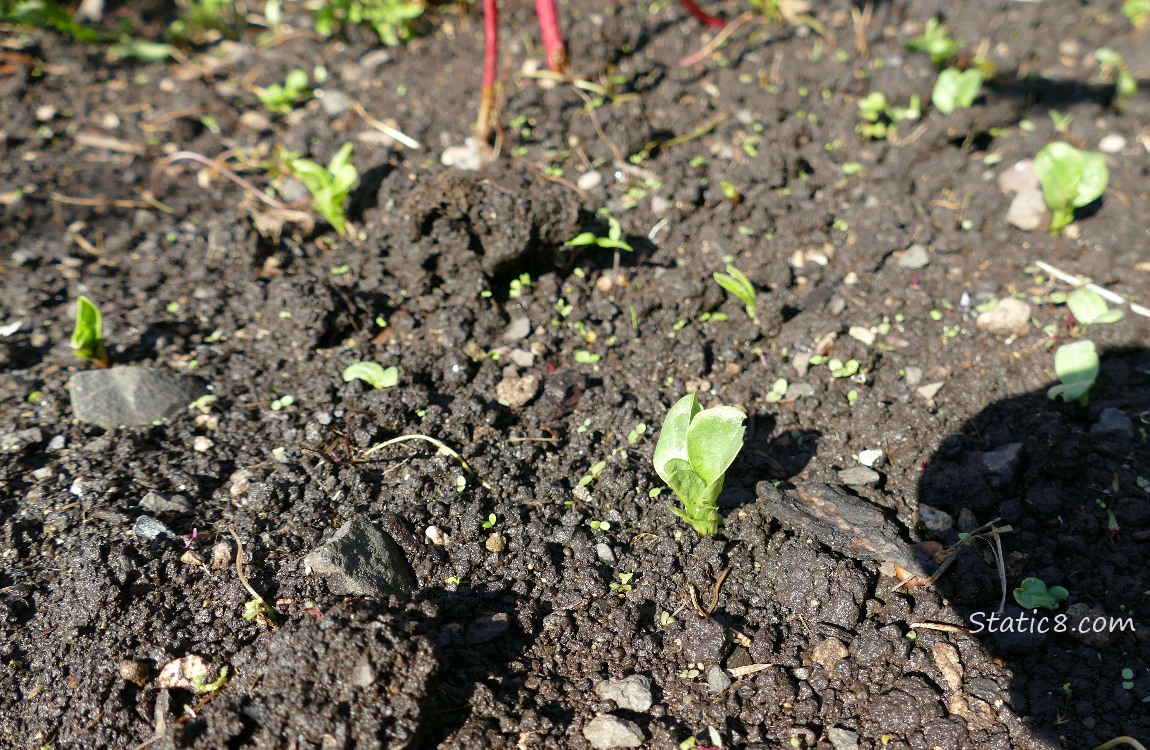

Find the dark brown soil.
[{"left": 2, "top": 0, "right": 1149, "bottom": 748}]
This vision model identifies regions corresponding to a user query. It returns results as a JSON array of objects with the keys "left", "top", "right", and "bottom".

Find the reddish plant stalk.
[
  {"left": 534, "top": 0, "right": 568, "bottom": 72},
  {"left": 678, "top": 0, "right": 725, "bottom": 28},
  {"left": 476, "top": 0, "right": 500, "bottom": 144}
]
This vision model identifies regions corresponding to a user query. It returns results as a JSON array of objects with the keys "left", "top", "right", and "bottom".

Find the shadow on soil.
[{"left": 918, "top": 345, "right": 1150, "bottom": 746}]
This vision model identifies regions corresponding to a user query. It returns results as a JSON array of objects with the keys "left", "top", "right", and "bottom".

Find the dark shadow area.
[{"left": 918, "top": 345, "right": 1150, "bottom": 747}]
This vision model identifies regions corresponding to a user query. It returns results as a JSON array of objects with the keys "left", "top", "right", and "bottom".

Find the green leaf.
[
  {"left": 931, "top": 68, "right": 981, "bottom": 114},
  {"left": 1047, "top": 339, "right": 1099, "bottom": 403},
  {"left": 713, "top": 265, "right": 757, "bottom": 321},
  {"left": 653, "top": 395, "right": 701, "bottom": 483},
  {"left": 1066, "top": 288, "right": 1123, "bottom": 326},
  {"left": 71, "top": 296, "right": 102, "bottom": 354},
  {"left": 1013, "top": 577, "right": 1069, "bottom": 609},
  {"left": 1034, "top": 142, "right": 1109, "bottom": 232},
  {"left": 342, "top": 361, "right": 397, "bottom": 389},
  {"left": 685, "top": 405, "right": 746, "bottom": 486},
  {"left": 564, "top": 232, "right": 598, "bottom": 247},
  {"left": 1074, "top": 152, "right": 1108, "bottom": 208}
]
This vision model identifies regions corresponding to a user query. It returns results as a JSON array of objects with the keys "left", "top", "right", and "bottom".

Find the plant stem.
[
  {"left": 534, "top": 0, "right": 567, "bottom": 72},
  {"left": 678, "top": 0, "right": 725, "bottom": 28},
  {"left": 476, "top": 0, "right": 499, "bottom": 145}
]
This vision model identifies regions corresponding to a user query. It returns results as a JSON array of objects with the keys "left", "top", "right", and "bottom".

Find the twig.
[
  {"left": 705, "top": 565, "right": 732, "bottom": 615},
  {"left": 356, "top": 434, "right": 493, "bottom": 490},
  {"left": 1093, "top": 738, "right": 1149, "bottom": 750},
  {"left": 679, "top": 12, "right": 756, "bottom": 68},
  {"left": 154, "top": 151, "right": 290, "bottom": 210},
  {"left": 227, "top": 526, "right": 277, "bottom": 620},
  {"left": 1035, "top": 260, "right": 1150, "bottom": 318},
  {"left": 909, "top": 621, "right": 972, "bottom": 635},
  {"left": 350, "top": 101, "right": 421, "bottom": 150}
]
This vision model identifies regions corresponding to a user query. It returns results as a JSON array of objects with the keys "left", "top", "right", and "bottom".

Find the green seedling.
[
  {"left": 1122, "top": 667, "right": 1135, "bottom": 690},
  {"left": 481, "top": 513, "right": 497, "bottom": 530},
  {"left": 1048, "top": 340, "right": 1099, "bottom": 405},
  {"left": 627, "top": 423, "right": 647, "bottom": 444},
  {"left": 713, "top": 265, "right": 757, "bottom": 322},
  {"left": 857, "top": 92, "right": 921, "bottom": 140},
  {"left": 1013, "top": 577, "right": 1068, "bottom": 610},
  {"left": 653, "top": 394, "right": 747, "bottom": 537},
  {"left": 312, "top": 0, "right": 424, "bottom": 46},
  {"left": 932, "top": 68, "right": 982, "bottom": 114},
  {"left": 589, "top": 519, "right": 611, "bottom": 531},
  {"left": 508, "top": 272, "right": 532, "bottom": 298},
  {"left": 579, "top": 460, "right": 607, "bottom": 486},
  {"left": 191, "top": 666, "right": 229, "bottom": 693},
  {"left": 270, "top": 394, "right": 294, "bottom": 411},
  {"left": 1066, "top": 288, "right": 1123, "bottom": 326},
  {"left": 287, "top": 143, "right": 358, "bottom": 235},
  {"left": 574, "top": 351, "right": 601, "bottom": 364},
  {"left": 342, "top": 361, "right": 399, "bottom": 389},
  {"left": 906, "top": 18, "right": 963, "bottom": 67},
  {"left": 71, "top": 296, "right": 110, "bottom": 368},
  {"left": 1124, "top": 0, "right": 1150, "bottom": 28},
  {"left": 609, "top": 572, "right": 634, "bottom": 593},
  {"left": 229, "top": 527, "right": 277, "bottom": 622},
  {"left": 258, "top": 69, "right": 313, "bottom": 114},
  {"left": 1033, "top": 142, "right": 1108, "bottom": 233},
  {"left": 166, "top": 0, "right": 246, "bottom": 43},
  {"left": 1095, "top": 48, "right": 1138, "bottom": 104},
  {"left": 765, "top": 378, "right": 788, "bottom": 404},
  {"left": 564, "top": 214, "right": 633, "bottom": 252},
  {"left": 828, "top": 358, "right": 860, "bottom": 378}
]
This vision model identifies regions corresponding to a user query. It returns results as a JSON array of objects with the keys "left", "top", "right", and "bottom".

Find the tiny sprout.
[
  {"left": 191, "top": 666, "right": 229, "bottom": 693},
  {"left": 455, "top": 475, "right": 467, "bottom": 493},
  {"left": 564, "top": 213, "right": 633, "bottom": 252},
  {"left": 713, "top": 265, "right": 757, "bottom": 322},
  {"left": 71, "top": 296, "right": 109, "bottom": 368},
  {"left": 627, "top": 423, "right": 647, "bottom": 444},
  {"left": 579, "top": 460, "right": 607, "bottom": 486},
  {"left": 481, "top": 513, "right": 497, "bottom": 530},
  {"left": 270, "top": 394, "right": 294, "bottom": 411},
  {"left": 288, "top": 142, "right": 358, "bottom": 235},
  {"left": 1047, "top": 340, "right": 1099, "bottom": 405},
  {"left": 828, "top": 358, "right": 860, "bottom": 378},
  {"left": 1122, "top": 667, "right": 1135, "bottom": 689},
  {"left": 1013, "top": 577, "right": 1069, "bottom": 610},
  {"left": 609, "top": 572, "right": 634, "bottom": 593},
  {"left": 589, "top": 519, "right": 611, "bottom": 531},
  {"left": 342, "top": 361, "right": 399, "bottom": 389},
  {"left": 257, "top": 68, "right": 312, "bottom": 113},
  {"left": 720, "top": 180, "right": 742, "bottom": 205},
  {"left": 1033, "top": 142, "right": 1108, "bottom": 233},
  {"left": 906, "top": 18, "right": 963, "bottom": 67},
  {"left": 680, "top": 667, "right": 701, "bottom": 679},
  {"left": 574, "top": 350, "right": 601, "bottom": 365},
  {"left": 765, "top": 378, "right": 788, "bottom": 404},
  {"left": 931, "top": 68, "right": 982, "bottom": 114},
  {"left": 445, "top": 576, "right": 462, "bottom": 586},
  {"left": 1066, "top": 288, "right": 1123, "bottom": 326},
  {"left": 659, "top": 610, "right": 676, "bottom": 627}
]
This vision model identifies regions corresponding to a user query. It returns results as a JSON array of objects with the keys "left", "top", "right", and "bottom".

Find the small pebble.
[
  {"left": 838, "top": 467, "right": 880, "bottom": 487},
  {"left": 1006, "top": 187, "right": 1048, "bottom": 231},
  {"left": 595, "top": 543, "right": 616, "bottom": 564},
  {"left": 976, "top": 298, "right": 1032, "bottom": 336},
  {"left": 705, "top": 665, "right": 732, "bottom": 694},
  {"left": 582, "top": 714, "right": 645, "bottom": 749},
  {"left": 119, "top": 659, "right": 151, "bottom": 686},
  {"left": 496, "top": 373, "right": 540, "bottom": 408},
  {"left": 425, "top": 526, "right": 450, "bottom": 546},
  {"left": 485, "top": 533, "right": 506, "bottom": 553},
  {"left": 858, "top": 449, "right": 885, "bottom": 468},
  {"left": 193, "top": 436, "right": 213, "bottom": 452},
  {"left": 1098, "top": 134, "right": 1126, "bottom": 154},
  {"left": 577, "top": 171, "right": 603, "bottom": 191},
  {"left": 897, "top": 243, "right": 931, "bottom": 270},
  {"left": 501, "top": 317, "right": 531, "bottom": 341},
  {"left": 133, "top": 515, "right": 173, "bottom": 542},
  {"left": 997, "top": 160, "right": 1039, "bottom": 194},
  {"left": 917, "top": 503, "right": 955, "bottom": 536},
  {"left": 594, "top": 674, "right": 653, "bottom": 711}
]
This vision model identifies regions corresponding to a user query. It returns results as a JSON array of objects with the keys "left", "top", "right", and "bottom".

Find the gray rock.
[
  {"left": 319, "top": 89, "right": 353, "bottom": 116},
  {"left": 979, "top": 443, "right": 1024, "bottom": 485},
  {"left": 1067, "top": 603, "right": 1114, "bottom": 648},
  {"left": 1091, "top": 407, "right": 1133, "bottom": 440},
  {"left": 582, "top": 714, "right": 644, "bottom": 749},
  {"left": 139, "top": 491, "right": 192, "bottom": 514},
  {"left": 827, "top": 727, "right": 860, "bottom": 750},
  {"left": 495, "top": 373, "right": 540, "bottom": 408},
  {"left": 595, "top": 543, "right": 617, "bottom": 564},
  {"left": 47, "top": 435, "right": 66, "bottom": 450},
  {"left": 998, "top": 160, "right": 1039, "bottom": 194},
  {"left": 465, "top": 612, "right": 511, "bottom": 644},
  {"left": 976, "top": 298, "right": 1032, "bottom": 336},
  {"left": 69, "top": 367, "right": 208, "bottom": 430},
  {"left": 594, "top": 674, "right": 653, "bottom": 712},
  {"left": 917, "top": 504, "right": 954, "bottom": 536},
  {"left": 507, "top": 348, "right": 535, "bottom": 368},
  {"left": 838, "top": 467, "right": 881, "bottom": 487},
  {"left": 705, "top": 664, "right": 732, "bottom": 694},
  {"left": 1, "top": 427, "right": 42, "bottom": 453},
  {"left": 1006, "top": 186, "right": 1048, "bottom": 231},
  {"left": 897, "top": 243, "right": 930, "bottom": 270},
  {"left": 501, "top": 317, "right": 531, "bottom": 341},
  {"left": 682, "top": 615, "right": 729, "bottom": 663},
  {"left": 133, "top": 515, "right": 173, "bottom": 541},
  {"left": 857, "top": 449, "right": 885, "bottom": 468},
  {"left": 303, "top": 516, "right": 417, "bottom": 598}
]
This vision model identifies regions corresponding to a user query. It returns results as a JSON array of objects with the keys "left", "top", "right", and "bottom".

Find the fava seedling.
[
  {"left": 342, "top": 361, "right": 399, "bottom": 389},
  {"left": 1066, "top": 288, "right": 1123, "bottom": 326},
  {"left": 1033, "top": 142, "right": 1108, "bottom": 233},
  {"left": 1048, "top": 339, "right": 1099, "bottom": 405},
  {"left": 906, "top": 18, "right": 963, "bottom": 67},
  {"left": 1013, "top": 577, "right": 1068, "bottom": 610},
  {"left": 931, "top": 68, "right": 982, "bottom": 114},
  {"left": 257, "top": 69, "right": 313, "bottom": 114},
  {"left": 713, "top": 265, "right": 757, "bottom": 322},
  {"left": 287, "top": 143, "right": 358, "bottom": 235},
  {"left": 653, "top": 394, "right": 746, "bottom": 536},
  {"left": 71, "top": 295, "right": 110, "bottom": 368}
]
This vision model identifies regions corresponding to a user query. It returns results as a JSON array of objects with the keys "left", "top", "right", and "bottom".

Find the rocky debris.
[
  {"left": 69, "top": 366, "right": 208, "bottom": 430},
  {"left": 132, "top": 515, "right": 174, "bottom": 542},
  {"left": 577, "top": 171, "right": 603, "bottom": 191},
  {"left": 857, "top": 449, "right": 885, "bottom": 468},
  {"left": 680, "top": 615, "right": 729, "bottom": 663},
  {"left": 897, "top": 243, "right": 930, "bottom": 269},
  {"left": 582, "top": 714, "right": 645, "bottom": 749},
  {"left": 484, "top": 533, "right": 506, "bottom": 553},
  {"left": 916, "top": 504, "right": 954, "bottom": 536},
  {"left": 838, "top": 466, "right": 881, "bottom": 487},
  {"left": 705, "top": 664, "right": 732, "bottom": 694},
  {"left": 1, "top": 427, "right": 42, "bottom": 453},
  {"left": 425, "top": 525, "right": 450, "bottom": 546},
  {"left": 999, "top": 160, "right": 1048, "bottom": 231},
  {"left": 506, "top": 348, "right": 535, "bottom": 367},
  {"left": 976, "top": 298, "right": 1032, "bottom": 336},
  {"left": 501, "top": 316, "right": 531, "bottom": 341},
  {"left": 595, "top": 543, "right": 616, "bottom": 563},
  {"left": 465, "top": 612, "right": 511, "bottom": 644},
  {"left": 118, "top": 659, "right": 151, "bottom": 687},
  {"left": 978, "top": 443, "right": 1024, "bottom": 485},
  {"left": 1091, "top": 407, "right": 1133, "bottom": 439},
  {"left": 916, "top": 381, "right": 944, "bottom": 404},
  {"left": 827, "top": 727, "right": 860, "bottom": 750},
  {"left": 1066, "top": 603, "right": 1115, "bottom": 648},
  {"left": 303, "top": 516, "right": 417, "bottom": 598},
  {"left": 139, "top": 491, "right": 192, "bottom": 514},
  {"left": 496, "top": 371, "right": 540, "bottom": 408},
  {"left": 1098, "top": 134, "right": 1126, "bottom": 154},
  {"left": 594, "top": 674, "right": 653, "bottom": 712},
  {"left": 810, "top": 637, "right": 849, "bottom": 670}
]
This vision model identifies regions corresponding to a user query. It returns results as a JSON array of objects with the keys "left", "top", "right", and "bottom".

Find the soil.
[{"left": 2, "top": 0, "right": 1150, "bottom": 748}]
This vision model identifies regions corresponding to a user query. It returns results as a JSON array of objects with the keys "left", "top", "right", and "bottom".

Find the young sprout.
[
  {"left": 652, "top": 394, "right": 746, "bottom": 537},
  {"left": 1066, "top": 288, "right": 1123, "bottom": 326},
  {"left": 1047, "top": 340, "right": 1099, "bottom": 405},
  {"left": 1095, "top": 48, "right": 1139, "bottom": 104},
  {"left": 481, "top": 513, "right": 497, "bottom": 529},
  {"left": 71, "top": 295, "right": 110, "bottom": 368},
  {"left": 1013, "top": 577, "right": 1068, "bottom": 610},
  {"left": 257, "top": 69, "right": 313, "bottom": 114},
  {"left": 564, "top": 214, "right": 633, "bottom": 252},
  {"left": 287, "top": 143, "right": 358, "bottom": 235},
  {"left": 764, "top": 378, "right": 788, "bottom": 404},
  {"left": 1033, "top": 142, "right": 1108, "bottom": 233},
  {"left": 931, "top": 68, "right": 982, "bottom": 114},
  {"left": 342, "top": 361, "right": 399, "bottom": 389},
  {"left": 228, "top": 527, "right": 277, "bottom": 622},
  {"left": 713, "top": 265, "right": 757, "bottom": 322},
  {"left": 312, "top": 0, "right": 425, "bottom": 46},
  {"left": 906, "top": 18, "right": 963, "bottom": 67}
]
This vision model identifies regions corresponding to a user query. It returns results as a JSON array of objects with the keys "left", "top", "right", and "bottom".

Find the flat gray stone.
[
  {"left": 976, "top": 298, "right": 1032, "bottom": 336},
  {"left": 838, "top": 466, "right": 881, "bottom": 487},
  {"left": 582, "top": 714, "right": 644, "bottom": 749},
  {"left": 979, "top": 443, "right": 1024, "bottom": 485},
  {"left": 1, "top": 427, "right": 42, "bottom": 453},
  {"left": 140, "top": 491, "right": 192, "bottom": 514},
  {"left": 1006, "top": 186, "right": 1048, "bottom": 231},
  {"left": 827, "top": 727, "right": 860, "bottom": 750},
  {"left": 705, "top": 664, "right": 732, "bottom": 694},
  {"left": 501, "top": 317, "right": 531, "bottom": 341},
  {"left": 897, "top": 243, "right": 930, "bottom": 270},
  {"left": 69, "top": 367, "right": 208, "bottom": 430},
  {"left": 303, "top": 516, "right": 417, "bottom": 598},
  {"left": 133, "top": 515, "right": 173, "bottom": 542},
  {"left": 917, "top": 503, "right": 954, "bottom": 536},
  {"left": 594, "top": 675, "right": 653, "bottom": 712},
  {"left": 465, "top": 612, "right": 511, "bottom": 644},
  {"left": 1091, "top": 407, "right": 1133, "bottom": 439}
]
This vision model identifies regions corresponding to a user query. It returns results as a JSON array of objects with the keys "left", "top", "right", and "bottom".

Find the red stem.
[
  {"left": 678, "top": 0, "right": 725, "bottom": 28},
  {"left": 534, "top": 0, "right": 568, "bottom": 72},
  {"left": 477, "top": 0, "right": 499, "bottom": 143}
]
